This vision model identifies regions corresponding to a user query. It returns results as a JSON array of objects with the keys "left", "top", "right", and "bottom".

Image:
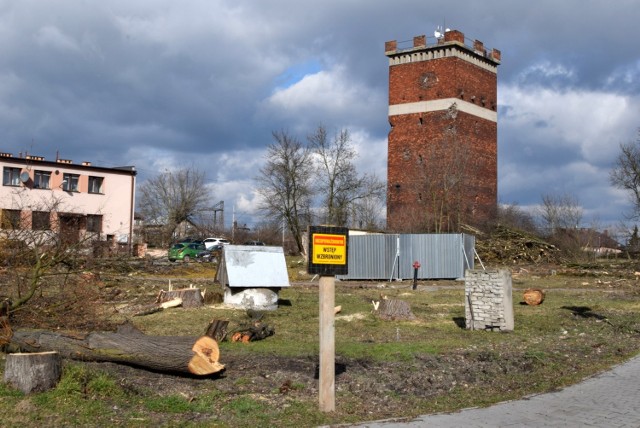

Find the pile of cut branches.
[{"left": 476, "top": 225, "right": 563, "bottom": 265}]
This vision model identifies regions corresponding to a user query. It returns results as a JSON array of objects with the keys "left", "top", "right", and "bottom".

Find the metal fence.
[{"left": 337, "top": 233, "right": 475, "bottom": 281}]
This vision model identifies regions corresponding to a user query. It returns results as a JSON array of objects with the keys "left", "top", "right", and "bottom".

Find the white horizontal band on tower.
[{"left": 388, "top": 98, "right": 497, "bottom": 122}]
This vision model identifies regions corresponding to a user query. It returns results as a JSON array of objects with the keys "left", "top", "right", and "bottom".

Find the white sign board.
[{"left": 217, "top": 245, "right": 290, "bottom": 288}]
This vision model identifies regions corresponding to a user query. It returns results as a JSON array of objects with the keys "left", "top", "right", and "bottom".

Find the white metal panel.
[{"left": 220, "top": 245, "right": 290, "bottom": 288}]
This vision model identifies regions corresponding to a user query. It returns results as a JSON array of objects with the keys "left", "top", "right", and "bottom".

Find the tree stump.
[
  {"left": 157, "top": 288, "right": 203, "bottom": 308},
  {"left": 4, "top": 351, "right": 62, "bottom": 394},
  {"left": 375, "top": 299, "right": 416, "bottom": 321}
]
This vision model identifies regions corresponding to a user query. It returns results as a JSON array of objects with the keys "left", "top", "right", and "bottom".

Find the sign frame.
[{"left": 307, "top": 226, "right": 349, "bottom": 276}]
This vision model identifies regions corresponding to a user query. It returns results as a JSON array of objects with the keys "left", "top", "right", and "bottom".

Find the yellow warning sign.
[{"left": 312, "top": 233, "right": 346, "bottom": 265}]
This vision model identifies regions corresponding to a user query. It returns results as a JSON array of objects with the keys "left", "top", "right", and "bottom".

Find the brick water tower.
[{"left": 385, "top": 29, "right": 501, "bottom": 232}]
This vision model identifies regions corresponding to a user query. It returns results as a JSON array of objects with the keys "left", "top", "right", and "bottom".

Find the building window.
[
  {"left": 32, "top": 211, "right": 51, "bottom": 230},
  {"left": 87, "top": 214, "right": 103, "bottom": 233},
  {"left": 3, "top": 167, "right": 20, "bottom": 186},
  {"left": 62, "top": 173, "right": 80, "bottom": 192},
  {"left": 1, "top": 209, "right": 22, "bottom": 229},
  {"left": 33, "top": 170, "right": 51, "bottom": 189},
  {"left": 88, "top": 176, "right": 103, "bottom": 194}
]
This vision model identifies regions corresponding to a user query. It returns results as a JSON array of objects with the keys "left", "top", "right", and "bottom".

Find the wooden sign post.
[
  {"left": 308, "top": 226, "right": 348, "bottom": 413},
  {"left": 318, "top": 275, "right": 335, "bottom": 411}
]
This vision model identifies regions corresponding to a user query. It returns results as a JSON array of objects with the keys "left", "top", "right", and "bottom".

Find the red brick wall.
[
  {"left": 386, "top": 48, "right": 498, "bottom": 232},
  {"left": 388, "top": 57, "right": 497, "bottom": 110}
]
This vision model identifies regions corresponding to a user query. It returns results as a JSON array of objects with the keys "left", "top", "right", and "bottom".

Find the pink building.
[{"left": 0, "top": 152, "right": 136, "bottom": 247}]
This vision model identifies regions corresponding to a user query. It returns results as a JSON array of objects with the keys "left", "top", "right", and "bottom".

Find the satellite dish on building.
[
  {"left": 434, "top": 26, "right": 443, "bottom": 39},
  {"left": 20, "top": 171, "right": 30, "bottom": 183}
]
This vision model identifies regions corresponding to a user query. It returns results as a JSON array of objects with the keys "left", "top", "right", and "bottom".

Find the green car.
[{"left": 168, "top": 242, "right": 208, "bottom": 262}]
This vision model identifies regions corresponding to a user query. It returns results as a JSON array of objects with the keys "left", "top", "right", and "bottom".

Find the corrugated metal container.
[{"left": 338, "top": 233, "right": 474, "bottom": 280}]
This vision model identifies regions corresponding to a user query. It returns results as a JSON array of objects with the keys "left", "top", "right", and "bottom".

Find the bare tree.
[
  {"left": 351, "top": 188, "right": 386, "bottom": 230},
  {"left": 308, "top": 126, "right": 385, "bottom": 227},
  {"left": 0, "top": 189, "right": 108, "bottom": 313},
  {"left": 538, "top": 193, "right": 583, "bottom": 236},
  {"left": 610, "top": 130, "right": 640, "bottom": 219},
  {"left": 418, "top": 118, "right": 479, "bottom": 233},
  {"left": 255, "top": 130, "right": 313, "bottom": 254},
  {"left": 496, "top": 202, "right": 538, "bottom": 233},
  {"left": 138, "top": 167, "right": 211, "bottom": 243}
]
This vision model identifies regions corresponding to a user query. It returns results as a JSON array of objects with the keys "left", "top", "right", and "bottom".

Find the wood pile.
[
  {"left": 231, "top": 310, "right": 275, "bottom": 343},
  {"left": 475, "top": 226, "right": 562, "bottom": 265}
]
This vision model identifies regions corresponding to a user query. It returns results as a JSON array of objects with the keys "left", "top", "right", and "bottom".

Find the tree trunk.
[
  {"left": 4, "top": 351, "right": 62, "bottom": 394},
  {"left": 7, "top": 323, "right": 224, "bottom": 376}
]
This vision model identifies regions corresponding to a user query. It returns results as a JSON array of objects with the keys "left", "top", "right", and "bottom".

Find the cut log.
[
  {"left": 204, "top": 319, "right": 229, "bottom": 343},
  {"left": 375, "top": 299, "right": 416, "bottom": 321},
  {"left": 523, "top": 288, "right": 545, "bottom": 305},
  {"left": 4, "top": 351, "right": 62, "bottom": 394},
  {"left": 188, "top": 336, "right": 225, "bottom": 375},
  {"left": 132, "top": 298, "right": 183, "bottom": 317},
  {"left": 157, "top": 288, "right": 203, "bottom": 308},
  {"left": 160, "top": 298, "right": 183, "bottom": 309},
  {"left": 231, "top": 322, "right": 275, "bottom": 343},
  {"left": 7, "top": 324, "right": 224, "bottom": 376}
]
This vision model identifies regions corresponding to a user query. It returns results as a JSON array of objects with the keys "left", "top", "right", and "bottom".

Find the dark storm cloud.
[{"left": 0, "top": 0, "right": 638, "bottom": 228}]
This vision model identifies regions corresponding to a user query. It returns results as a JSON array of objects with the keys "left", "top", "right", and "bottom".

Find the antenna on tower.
[
  {"left": 434, "top": 25, "right": 443, "bottom": 39},
  {"left": 434, "top": 18, "right": 449, "bottom": 40}
]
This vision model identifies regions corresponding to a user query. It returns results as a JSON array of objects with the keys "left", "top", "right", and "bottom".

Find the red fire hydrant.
[{"left": 412, "top": 261, "right": 421, "bottom": 290}]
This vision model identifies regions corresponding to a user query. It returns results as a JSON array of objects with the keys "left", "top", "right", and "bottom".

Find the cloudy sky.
[{"left": 1, "top": 0, "right": 638, "bottom": 231}]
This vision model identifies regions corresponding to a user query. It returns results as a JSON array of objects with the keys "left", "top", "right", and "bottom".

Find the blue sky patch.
[{"left": 275, "top": 59, "right": 323, "bottom": 89}]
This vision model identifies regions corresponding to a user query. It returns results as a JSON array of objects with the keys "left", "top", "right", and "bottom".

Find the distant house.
[
  {"left": 557, "top": 228, "right": 623, "bottom": 256},
  {"left": 577, "top": 229, "right": 623, "bottom": 256},
  {"left": 0, "top": 151, "right": 136, "bottom": 248}
]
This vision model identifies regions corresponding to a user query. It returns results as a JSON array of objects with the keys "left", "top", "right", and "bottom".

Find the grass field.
[{"left": 1, "top": 259, "right": 639, "bottom": 427}]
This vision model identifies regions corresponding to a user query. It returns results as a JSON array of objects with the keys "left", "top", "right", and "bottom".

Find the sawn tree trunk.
[{"left": 7, "top": 323, "right": 224, "bottom": 376}]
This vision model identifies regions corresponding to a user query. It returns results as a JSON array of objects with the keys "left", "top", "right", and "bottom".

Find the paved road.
[{"left": 352, "top": 354, "right": 640, "bottom": 427}]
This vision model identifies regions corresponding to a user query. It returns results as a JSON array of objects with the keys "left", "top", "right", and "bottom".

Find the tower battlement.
[{"left": 385, "top": 29, "right": 501, "bottom": 65}]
